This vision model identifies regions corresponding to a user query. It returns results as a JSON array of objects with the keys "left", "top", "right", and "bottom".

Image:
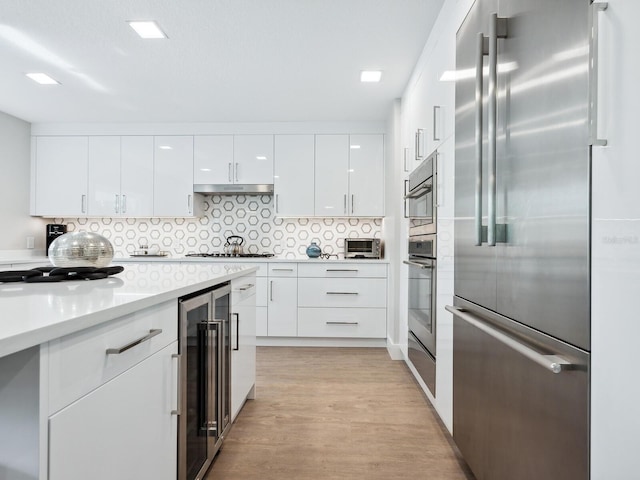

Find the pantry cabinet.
[{"left": 274, "top": 135, "right": 315, "bottom": 216}]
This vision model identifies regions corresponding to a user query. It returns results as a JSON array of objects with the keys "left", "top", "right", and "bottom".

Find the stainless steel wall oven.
[
  {"left": 405, "top": 234, "right": 437, "bottom": 396},
  {"left": 405, "top": 150, "right": 437, "bottom": 236},
  {"left": 178, "top": 284, "right": 231, "bottom": 480}
]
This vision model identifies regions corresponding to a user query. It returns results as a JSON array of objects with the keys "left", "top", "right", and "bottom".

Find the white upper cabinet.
[
  {"left": 274, "top": 135, "right": 315, "bottom": 217},
  {"left": 314, "top": 134, "right": 384, "bottom": 217},
  {"left": 348, "top": 134, "right": 384, "bottom": 217},
  {"left": 120, "top": 136, "right": 154, "bottom": 217},
  {"left": 233, "top": 135, "right": 274, "bottom": 184},
  {"left": 315, "top": 134, "right": 350, "bottom": 216},
  {"left": 193, "top": 135, "right": 234, "bottom": 184},
  {"left": 153, "top": 136, "right": 199, "bottom": 217},
  {"left": 34, "top": 136, "right": 88, "bottom": 217},
  {"left": 87, "top": 136, "right": 121, "bottom": 216}
]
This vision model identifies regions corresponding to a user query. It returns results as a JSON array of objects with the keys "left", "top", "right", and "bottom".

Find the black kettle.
[{"left": 224, "top": 235, "right": 245, "bottom": 255}]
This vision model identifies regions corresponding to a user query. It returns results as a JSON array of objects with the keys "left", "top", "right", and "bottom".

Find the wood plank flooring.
[{"left": 207, "top": 347, "right": 475, "bottom": 480}]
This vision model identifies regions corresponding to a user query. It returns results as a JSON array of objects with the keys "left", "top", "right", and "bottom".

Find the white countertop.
[
  {"left": 0, "top": 262, "right": 257, "bottom": 359},
  {"left": 115, "top": 256, "right": 390, "bottom": 264}
]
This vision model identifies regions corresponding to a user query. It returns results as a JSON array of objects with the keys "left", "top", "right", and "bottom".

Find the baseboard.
[
  {"left": 256, "top": 337, "right": 387, "bottom": 348},
  {"left": 386, "top": 337, "right": 404, "bottom": 360}
]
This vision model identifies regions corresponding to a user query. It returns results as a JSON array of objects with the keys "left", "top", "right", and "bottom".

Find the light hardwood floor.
[{"left": 208, "top": 347, "right": 475, "bottom": 480}]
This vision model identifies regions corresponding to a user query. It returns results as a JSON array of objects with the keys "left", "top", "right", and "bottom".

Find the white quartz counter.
[
  {"left": 0, "top": 262, "right": 257, "bottom": 358},
  {"left": 114, "top": 256, "right": 390, "bottom": 264}
]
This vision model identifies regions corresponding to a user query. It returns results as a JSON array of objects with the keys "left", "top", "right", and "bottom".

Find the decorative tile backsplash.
[{"left": 56, "top": 195, "right": 382, "bottom": 259}]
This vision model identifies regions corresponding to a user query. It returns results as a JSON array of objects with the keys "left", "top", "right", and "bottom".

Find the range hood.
[{"left": 194, "top": 184, "right": 273, "bottom": 195}]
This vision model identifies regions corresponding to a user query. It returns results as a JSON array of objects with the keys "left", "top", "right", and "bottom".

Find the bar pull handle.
[
  {"left": 445, "top": 306, "right": 571, "bottom": 374},
  {"left": 81, "top": 194, "right": 86, "bottom": 214},
  {"left": 415, "top": 129, "right": 424, "bottom": 160},
  {"left": 270, "top": 280, "right": 274, "bottom": 301},
  {"left": 403, "top": 147, "right": 409, "bottom": 172},
  {"left": 433, "top": 105, "right": 441, "bottom": 142},
  {"left": 106, "top": 328, "right": 162, "bottom": 355},
  {"left": 271, "top": 268, "right": 294, "bottom": 272},
  {"left": 115, "top": 194, "right": 119, "bottom": 214},
  {"left": 187, "top": 194, "right": 193, "bottom": 214},
  {"left": 351, "top": 194, "right": 354, "bottom": 215},
  {"left": 403, "top": 180, "right": 409, "bottom": 218},
  {"left": 487, "top": 14, "right": 507, "bottom": 247},
  {"left": 326, "top": 321, "right": 359, "bottom": 325},
  {"left": 232, "top": 313, "right": 240, "bottom": 351},
  {"left": 275, "top": 193, "right": 279, "bottom": 214},
  {"left": 343, "top": 194, "right": 347, "bottom": 215},
  {"left": 326, "top": 291, "right": 359, "bottom": 295},
  {"left": 228, "top": 162, "right": 232, "bottom": 182},
  {"left": 403, "top": 260, "right": 434, "bottom": 269},
  {"left": 325, "top": 269, "right": 359, "bottom": 272},
  {"left": 121, "top": 194, "right": 127, "bottom": 213},
  {"left": 171, "top": 353, "right": 181, "bottom": 415},
  {"left": 475, "top": 32, "right": 486, "bottom": 246},
  {"left": 588, "top": 2, "right": 608, "bottom": 146},
  {"left": 235, "top": 162, "right": 239, "bottom": 182},
  {"left": 237, "top": 283, "right": 254, "bottom": 291}
]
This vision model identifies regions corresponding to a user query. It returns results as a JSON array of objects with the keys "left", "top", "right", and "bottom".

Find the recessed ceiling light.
[
  {"left": 200, "top": 168, "right": 211, "bottom": 172},
  {"left": 256, "top": 156, "right": 267, "bottom": 160},
  {"left": 360, "top": 71, "right": 382, "bottom": 82},
  {"left": 26, "top": 73, "right": 59, "bottom": 85},
  {"left": 350, "top": 145, "right": 361, "bottom": 149},
  {"left": 158, "top": 145, "right": 172, "bottom": 150},
  {"left": 128, "top": 21, "right": 167, "bottom": 39}
]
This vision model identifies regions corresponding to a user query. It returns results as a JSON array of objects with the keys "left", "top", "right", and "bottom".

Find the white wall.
[{"left": 0, "top": 111, "right": 46, "bottom": 256}]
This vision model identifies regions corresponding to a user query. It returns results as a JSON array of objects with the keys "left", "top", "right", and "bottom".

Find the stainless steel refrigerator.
[{"left": 449, "top": 0, "right": 599, "bottom": 478}]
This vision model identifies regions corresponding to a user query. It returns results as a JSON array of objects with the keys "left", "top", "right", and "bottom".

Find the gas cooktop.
[{"left": 185, "top": 253, "right": 274, "bottom": 258}]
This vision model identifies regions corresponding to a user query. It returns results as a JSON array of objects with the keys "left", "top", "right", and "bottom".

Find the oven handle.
[
  {"left": 403, "top": 260, "right": 435, "bottom": 269},
  {"left": 403, "top": 182, "right": 432, "bottom": 199}
]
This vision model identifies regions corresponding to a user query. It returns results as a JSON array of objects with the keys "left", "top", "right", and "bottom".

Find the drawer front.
[
  {"left": 237, "top": 262, "right": 268, "bottom": 277},
  {"left": 48, "top": 301, "right": 177, "bottom": 414},
  {"left": 268, "top": 263, "right": 298, "bottom": 277},
  {"left": 298, "top": 263, "right": 387, "bottom": 278},
  {"left": 298, "top": 308, "right": 386, "bottom": 338},
  {"left": 232, "top": 274, "right": 257, "bottom": 305},
  {"left": 298, "top": 278, "right": 387, "bottom": 308}
]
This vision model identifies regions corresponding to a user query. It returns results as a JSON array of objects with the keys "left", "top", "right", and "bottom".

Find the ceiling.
[{"left": 0, "top": 0, "right": 443, "bottom": 124}]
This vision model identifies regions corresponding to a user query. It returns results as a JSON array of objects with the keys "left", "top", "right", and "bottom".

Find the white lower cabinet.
[
  {"left": 267, "top": 263, "right": 298, "bottom": 336},
  {"left": 231, "top": 276, "right": 257, "bottom": 420},
  {"left": 298, "top": 308, "right": 387, "bottom": 338},
  {"left": 48, "top": 342, "right": 178, "bottom": 480}
]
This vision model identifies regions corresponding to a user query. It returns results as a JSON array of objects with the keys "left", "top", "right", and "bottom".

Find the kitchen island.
[{"left": 0, "top": 262, "right": 258, "bottom": 480}]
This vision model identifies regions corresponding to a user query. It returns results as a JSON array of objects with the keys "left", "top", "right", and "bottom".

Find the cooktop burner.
[
  {"left": 185, "top": 252, "right": 274, "bottom": 258},
  {"left": 0, "top": 266, "right": 125, "bottom": 283}
]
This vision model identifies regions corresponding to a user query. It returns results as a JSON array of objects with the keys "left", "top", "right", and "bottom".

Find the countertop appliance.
[
  {"left": 449, "top": 0, "right": 593, "bottom": 478},
  {"left": 178, "top": 284, "right": 231, "bottom": 480},
  {"left": 46, "top": 224, "right": 66, "bottom": 251},
  {"left": 404, "top": 234, "right": 437, "bottom": 395},
  {"left": 344, "top": 238, "right": 382, "bottom": 259},
  {"left": 404, "top": 151, "right": 437, "bottom": 236}
]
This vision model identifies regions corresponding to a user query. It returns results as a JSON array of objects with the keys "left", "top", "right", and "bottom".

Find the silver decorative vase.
[{"left": 48, "top": 231, "right": 114, "bottom": 268}]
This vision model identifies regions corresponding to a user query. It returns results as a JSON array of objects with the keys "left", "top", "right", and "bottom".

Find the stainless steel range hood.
[{"left": 194, "top": 184, "right": 273, "bottom": 195}]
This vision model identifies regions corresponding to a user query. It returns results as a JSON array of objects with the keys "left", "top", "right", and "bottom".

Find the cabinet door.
[
  {"left": 231, "top": 280, "right": 257, "bottom": 420},
  {"left": 274, "top": 135, "right": 315, "bottom": 216},
  {"left": 121, "top": 136, "right": 154, "bottom": 216},
  {"left": 267, "top": 277, "right": 297, "bottom": 336},
  {"left": 153, "top": 136, "right": 195, "bottom": 216},
  {"left": 314, "top": 134, "right": 349, "bottom": 216},
  {"left": 48, "top": 342, "right": 178, "bottom": 480},
  {"left": 194, "top": 135, "right": 234, "bottom": 184},
  {"left": 233, "top": 135, "right": 274, "bottom": 184},
  {"left": 34, "top": 136, "right": 88, "bottom": 216},
  {"left": 348, "top": 134, "right": 384, "bottom": 216},
  {"left": 87, "top": 136, "right": 121, "bottom": 216}
]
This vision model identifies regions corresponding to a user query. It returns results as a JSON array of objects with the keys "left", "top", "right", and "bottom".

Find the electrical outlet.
[{"left": 26, "top": 236, "right": 35, "bottom": 249}]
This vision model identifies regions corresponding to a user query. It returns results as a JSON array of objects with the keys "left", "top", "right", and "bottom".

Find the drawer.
[
  {"left": 298, "top": 308, "right": 386, "bottom": 338},
  {"left": 48, "top": 300, "right": 177, "bottom": 414},
  {"left": 268, "top": 263, "right": 298, "bottom": 277},
  {"left": 231, "top": 274, "right": 257, "bottom": 305},
  {"left": 298, "top": 278, "right": 387, "bottom": 308},
  {"left": 297, "top": 263, "right": 387, "bottom": 278},
  {"left": 236, "top": 262, "right": 268, "bottom": 277}
]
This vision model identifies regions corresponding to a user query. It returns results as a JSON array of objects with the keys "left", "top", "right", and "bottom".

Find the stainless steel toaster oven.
[{"left": 344, "top": 238, "right": 382, "bottom": 259}]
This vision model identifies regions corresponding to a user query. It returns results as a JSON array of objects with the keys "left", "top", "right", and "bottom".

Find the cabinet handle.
[
  {"left": 433, "top": 105, "right": 441, "bottom": 141},
  {"left": 106, "top": 328, "right": 162, "bottom": 355},
  {"left": 121, "top": 194, "right": 127, "bottom": 213},
  {"left": 270, "top": 280, "right": 274, "bottom": 301},
  {"left": 171, "top": 353, "right": 181, "bottom": 415},
  {"left": 588, "top": 2, "right": 608, "bottom": 146},
  {"left": 415, "top": 129, "right": 424, "bottom": 160},
  {"left": 343, "top": 194, "right": 347, "bottom": 215},
  {"left": 235, "top": 162, "right": 239, "bottom": 182},
  {"left": 351, "top": 194, "right": 354, "bottom": 215},
  {"left": 228, "top": 162, "right": 232, "bottom": 182},
  {"left": 187, "top": 194, "right": 192, "bottom": 214},
  {"left": 115, "top": 194, "right": 119, "bottom": 214},
  {"left": 233, "top": 313, "right": 240, "bottom": 351},
  {"left": 326, "top": 291, "right": 359, "bottom": 295},
  {"left": 81, "top": 194, "right": 86, "bottom": 214},
  {"left": 275, "top": 194, "right": 279, "bottom": 214},
  {"left": 326, "top": 269, "right": 358, "bottom": 272},
  {"left": 272, "top": 268, "right": 293, "bottom": 272},
  {"left": 237, "top": 283, "right": 254, "bottom": 291},
  {"left": 326, "top": 321, "right": 359, "bottom": 325},
  {"left": 475, "top": 31, "right": 486, "bottom": 247},
  {"left": 403, "top": 147, "right": 409, "bottom": 172}
]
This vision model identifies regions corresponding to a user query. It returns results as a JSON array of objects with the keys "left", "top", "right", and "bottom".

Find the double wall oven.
[
  {"left": 178, "top": 284, "right": 232, "bottom": 480},
  {"left": 405, "top": 150, "right": 437, "bottom": 396}
]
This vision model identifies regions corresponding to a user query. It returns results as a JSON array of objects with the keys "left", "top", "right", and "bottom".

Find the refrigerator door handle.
[
  {"left": 446, "top": 306, "right": 572, "bottom": 374},
  {"left": 487, "top": 14, "right": 507, "bottom": 247},
  {"left": 475, "top": 32, "right": 486, "bottom": 246},
  {"left": 588, "top": 2, "right": 608, "bottom": 146}
]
